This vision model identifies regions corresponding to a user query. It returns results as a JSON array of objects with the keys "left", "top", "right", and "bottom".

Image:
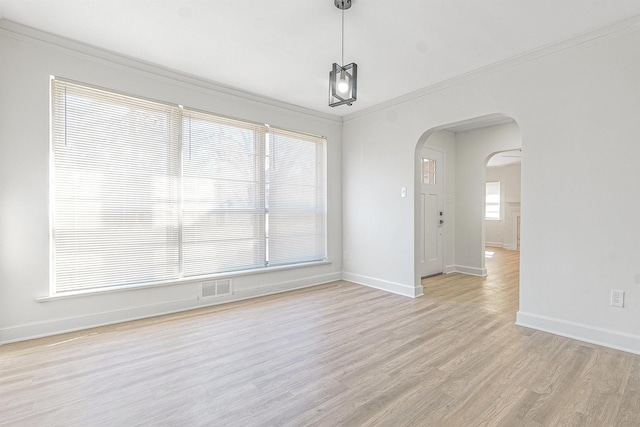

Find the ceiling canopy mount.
[{"left": 334, "top": 0, "right": 351, "bottom": 10}]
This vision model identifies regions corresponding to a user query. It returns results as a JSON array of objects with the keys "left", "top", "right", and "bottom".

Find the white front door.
[{"left": 420, "top": 147, "right": 444, "bottom": 278}]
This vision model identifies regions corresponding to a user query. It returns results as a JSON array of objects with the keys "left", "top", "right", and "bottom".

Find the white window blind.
[
  {"left": 182, "top": 110, "right": 265, "bottom": 275},
  {"left": 51, "top": 78, "right": 327, "bottom": 295},
  {"left": 267, "top": 129, "right": 326, "bottom": 266},
  {"left": 52, "top": 79, "right": 181, "bottom": 293}
]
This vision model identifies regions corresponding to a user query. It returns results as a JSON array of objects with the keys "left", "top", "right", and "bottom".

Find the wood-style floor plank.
[{"left": 2, "top": 248, "right": 640, "bottom": 426}]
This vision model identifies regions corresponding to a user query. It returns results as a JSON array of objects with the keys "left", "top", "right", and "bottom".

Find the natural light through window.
[
  {"left": 422, "top": 158, "right": 436, "bottom": 184},
  {"left": 51, "top": 78, "right": 327, "bottom": 295},
  {"left": 485, "top": 181, "right": 501, "bottom": 220}
]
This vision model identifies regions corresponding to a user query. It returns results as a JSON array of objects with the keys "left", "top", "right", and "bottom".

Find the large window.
[{"left": 51, "top": 78, "right": 326, "bottom": 295}]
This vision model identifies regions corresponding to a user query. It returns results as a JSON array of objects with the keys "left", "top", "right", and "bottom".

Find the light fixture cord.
[{"left": 341, "top": 5, "right": 345, "bottom": 66}]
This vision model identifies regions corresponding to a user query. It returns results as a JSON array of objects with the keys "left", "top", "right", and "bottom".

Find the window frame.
[{"left": 50, "top": 77, "right": 327, "bottom": 296}]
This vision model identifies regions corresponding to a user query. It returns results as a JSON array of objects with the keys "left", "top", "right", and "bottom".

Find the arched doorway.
[{"left": 414, "top": 114, "right": 522, "bottom": 290}]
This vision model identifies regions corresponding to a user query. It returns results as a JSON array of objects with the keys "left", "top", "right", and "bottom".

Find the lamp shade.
[{"left": 329, "top": 62, "right": 357, "bottom": 107}]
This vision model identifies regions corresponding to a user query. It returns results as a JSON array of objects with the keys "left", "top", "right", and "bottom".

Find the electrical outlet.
[{"left": 611, "top": 289, "right": 625, "bottom": 308}]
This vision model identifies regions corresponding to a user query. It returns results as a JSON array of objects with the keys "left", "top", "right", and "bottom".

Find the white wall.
[
  {"left": 342, "top": 18, "right": 640, "bottom": 354},
  {"left": 341, "top": 105, "right": 422, "bottom": 296},
  {"left": 454, "top": 124, "right": 521, "bottom": 275},
  {"left": 0, "top": 21, "right": 343, "bottom": 344},
  {"left": 486, "top": 164, "right": 521, "bottom": 249}
]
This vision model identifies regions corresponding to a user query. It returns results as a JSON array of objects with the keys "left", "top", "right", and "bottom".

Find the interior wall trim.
[
  {"left": 0, "top": 272, "right": 342, "bottom": 345},
  {"left": 343, "top": 15, "right": 640, "bottom": 123},
  {"left": 452, "top": 265, "right": 488, "bottom": 277},
  {"left": 0, "top": 19, "right": 342, "bottom": 125},
  {"left": 485, "top": 241, "right": 504, "bottom": 248},
  {"left": 516, "top": 311, "right": 640, "bottom": 356},
  {"left": 341, "top": 272, "right": 423, "bottom": 298}
]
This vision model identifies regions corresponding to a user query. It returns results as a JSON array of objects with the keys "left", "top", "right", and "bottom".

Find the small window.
[
  {"left": 422, "top": 158, "right": 436, "bottom": 184},
  {"left": 485, "top": 181, "right": 501, "bottom": 220}
]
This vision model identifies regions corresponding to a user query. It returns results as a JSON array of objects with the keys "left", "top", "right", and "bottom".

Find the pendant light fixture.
[{"left": 329, "top": 0, "right": 357, "bottom": 107}]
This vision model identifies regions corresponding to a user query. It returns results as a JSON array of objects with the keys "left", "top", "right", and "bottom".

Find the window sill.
[{"left": 36, "top": 259, "right": 332, "bottom": 302}]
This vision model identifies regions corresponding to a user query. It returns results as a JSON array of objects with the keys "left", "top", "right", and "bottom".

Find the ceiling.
[
  {"left": 2, "top": 1, "right": 640, "bottom": 117},
  {"left": 487, "top": 150, "right": 521, "bottom": 167}
]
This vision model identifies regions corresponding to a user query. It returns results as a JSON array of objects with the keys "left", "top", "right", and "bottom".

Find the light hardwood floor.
[{"left": 2, "top": 248, "right": 640, "bottom": 426}]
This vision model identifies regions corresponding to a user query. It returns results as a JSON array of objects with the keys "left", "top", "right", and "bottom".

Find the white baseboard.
[
  {"left": 485, "top": 241, "right": 504, "bottom": 248},
  {"left": 0, "top": 272, "right": 342, "bottom": 345},
  {"left": 341, "top": 272, "right": 422, "bottom": 298},
  {"left": 441, "top": 265, "right": 487, "bottom": 276},
  {"left": 451, "top": 265, "right": 487, "bottom": 277},
  {"left": 444, "top": 265, "right": 457, "bottom": 274},
  {"left": 516, "top": 311, "right": 640, "bottom": 355},
  {"left": 486, "top": 242, "right": 519, "bottom": 250}
]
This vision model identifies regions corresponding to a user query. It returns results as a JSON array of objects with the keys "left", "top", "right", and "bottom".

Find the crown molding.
[
  {"left": 4, "top": 13, "right": 640, "bottom": 127},
  {"left": 0, "top": 19, "right": 343, "bottom": 125},
  {"left": 343, "top": 14, "right": 640, "bottom": 123}
]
